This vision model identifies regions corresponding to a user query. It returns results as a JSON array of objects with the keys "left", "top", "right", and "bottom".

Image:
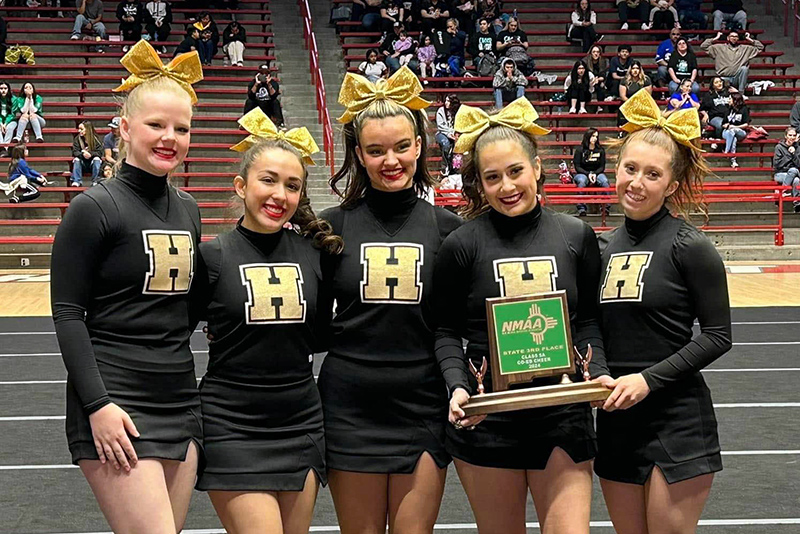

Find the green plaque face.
[{"left": 486, "top": 290, "right": 575, "bottom": 389}]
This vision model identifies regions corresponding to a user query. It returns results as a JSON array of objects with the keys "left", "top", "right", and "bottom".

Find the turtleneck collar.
[
  {"left": 624, "top": 204, "right": 670, "bottom": 243},
  {"left": 117, "top": 160, "right": 168, "bottom": 199},
  {"left": 365, "top": 184, "right": 418, "bottom": 216},
  {"left": 236, "top": 217, "right": 283, "bottom": 253},
  {"left": 489, "top": 201, "right": 542, "bottom": 235}
]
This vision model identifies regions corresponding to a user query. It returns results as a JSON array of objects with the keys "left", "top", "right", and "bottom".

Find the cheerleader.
[
  {"left": 318, "top": 66, "right": 461, "bottom": 534},
  {"left": 595, "top": 89, "right": 732, "bottom": 534},
  {"left": 433, "top": 98, "right": 611, "bottom": 534},
  {"left": 50, "top": 41, "right": 204, "bottom": 533},
  {"left": 192, "top": 109, "right": 342, "bottom": 534}
]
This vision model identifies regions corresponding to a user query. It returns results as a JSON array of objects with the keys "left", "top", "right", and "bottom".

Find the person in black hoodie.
[
  {"left": 144, "top": 1, "right": 173, "bottom": 54},
  {"left": 699, "top": 76, "right": 732, "bottom": 140},
  {"left": 445, "top": 17, "right": 467, "bottom": 76},
  {"left": 573, "top": 127, "right": 610, "bottom": 215},
  {"left": 222, "top": 20, "right": 247, "bottom": 67},
  {"left": 772, "top": 127, "right": 800, "bottom": 212},
  {"left": 117, "top": 0, "right": 145, "bottom": 49},
  {"left": 174, "top": 25, "right": 199, "bottom": 57}
]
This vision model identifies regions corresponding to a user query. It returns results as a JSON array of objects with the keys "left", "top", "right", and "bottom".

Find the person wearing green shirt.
[{"left": 12, "top": 82, "right": 45, "bottom": 143}]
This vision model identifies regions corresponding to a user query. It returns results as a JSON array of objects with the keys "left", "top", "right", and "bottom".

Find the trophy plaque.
[{"left": 462, "top": 290, "right": 611, "bottom": 416}]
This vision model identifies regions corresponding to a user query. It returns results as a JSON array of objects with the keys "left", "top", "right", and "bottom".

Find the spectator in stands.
[
  {"left": 352, "top": 0, "right": 383, "bottom": 32},
  {"left": 569, "top": 0, "right": 603, "bottom": 53},
  {"left": 197, "top": 28, "right": 215, "bottom": 65},
  {"left": 174, "top": 24, "right": 199, "bottom": 57},
  {"left": 70, "top": 120, "right": 103, "bottom": 187},
  {"left": 452, "top": 0, "right": 476, "bottom": 36},
  {"left": 606, "top": 44, "right": 632, "bottom": 98},
  {"left": 420, "top": 0, "right": 450, "bottom": 34},
  {"left": 245, "top": 64, "right": 284, "bottom": 127},
  {"left": 100, "top": 161, "right": 114, "bottom": 181},
  {"left": 12, "top": 82, "right": 44, "bottom": 143},
  {"left": 381, "top": 0, "right": 405, "bottom": 34},
  {"left": 496, "top": 17, "right": 533, "bottom": 75},
  {"left": 712, "top": 0, "right": 746, "bottom": 31},
  {"left": 71, "top": 0, "right": 107, "bottom": 50},
  {"left": 655, "top": 27, "right": 680, "bottom": 88},
  {"left": 565, "top": 60, "right": 594, "bottom": 114},
  {"left": 5, "top": 144, "right": 46, "bottom": 203},
  {"left": 574, "top": 127, "right": 610, "bottom": 215},
  {"left": 773, "top": 127, "right": 800, "bottom": 212},
  {"left": 469, "top": 18, "right": 496, "bottom": 64},
  {"left": 222, "top": 20, "right": 246, "bottom": 67},
  {"left": 417, "top": 34, "right": 436, "bottom": 79},
  {"left": 616, "top": 0, "right": 650, "bottom": 30},
  {"left": 722, "top": 91, "right": 748, "bottom": 168},
  {"left": 391, "top": 29, "right": 417, "bottom": 67},
  {"left": 194, "top": 11, "right": 220, "bottom": 56},
  {"left": 0, "top": 82, "right": 17, "bottom": 154},
  {"left": 676, "top": 0, "right": 707, "bottom": 31},
  {"left": 358, "top": 48, "right": 389, "bottom": 82},
  {"left": 700, "top": 76, "right": 733, "bottom": 140},
  {"left": 478, "top": 0, "right": 505, "bottom": 34},
  {"left": 667, "top": 37, "right": 699, "bottom": 93},
  {"left": 117, "top": 0, "right": 145, "bottom": 51},
  {"left": 701, "top": 30, "right": 763, "bottom": 93},
  {"left": 492, "top": 58, "right": 527, "bottom": 109},
  {"left": 144, "top": 1, "right": 172, "bottom": 54},
  {"left": 666, "top": 78, "right": 700, "bottom": 116},
  {"left": 380, "top": 22, "right": 404, "bottom": 72},
  {"left": 445, "top": 18, "right": 467, "bottom": 76},
  {"left": 618, "top": 60, "right": 651, "bottom": 127},
  {"left": 791, "top": 99, "right": 800, "bottom": 132},
  {"left": 584, "top": 44, "right": 607, "bottom": 103},
  {"left": 400, "top": 0, "right": 420, "bottom": 29},
  {"left": 648, "top": 0, "right": 679, "bottom": 31},
  {"left": 103, "top": 116, "right": 120, "bottom": 165},
  {"left": 436, "top": 93, "right": 460, "bottom": 176}
]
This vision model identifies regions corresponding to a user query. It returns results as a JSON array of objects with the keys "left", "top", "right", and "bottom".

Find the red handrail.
[{"left": 298, "top": 0, "right": 335, "bottom": 175}]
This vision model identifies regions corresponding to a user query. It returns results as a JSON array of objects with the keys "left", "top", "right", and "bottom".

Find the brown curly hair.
[{"left": 238, "top": 139, "right": 344, "bottom": 255}]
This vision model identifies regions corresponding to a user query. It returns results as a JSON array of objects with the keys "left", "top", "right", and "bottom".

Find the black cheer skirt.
[
  {"left": 318, "top": 354, "right": 451, "bottom": 474},
  {"left": 66, "top": 360, "right": 203, "bottom": 466},
  {"left": 196, "top": 374, "right": 326, "bottom": 492},
  {"left": 594, "top": 372, "right": 722, "bottom": 485},
  {"left": 447, "top": 360, "right": 597, "bottom": 470}
]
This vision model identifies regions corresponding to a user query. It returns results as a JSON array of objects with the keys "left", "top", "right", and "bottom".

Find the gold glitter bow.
[
  {"left": 230, "top": 107, "right": 320, "bottom": 165},
  {"left": 619, "top": 89, "right": 701, "bottom": 150},
  {"left": 337, "top": 66, "right": 431, "bottom": 123},
  {"left": 453, "top": 98, "right": 551, "bottom": 154},
  {"left": 113, "top": 40, "right": 204, "bottom": 104}
]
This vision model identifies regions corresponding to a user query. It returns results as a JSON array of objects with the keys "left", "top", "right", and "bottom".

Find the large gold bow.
[
  {"left": 230, "top": 107, "right": 320, "bottom": 165},
  {"left": 113, "top": 40, "right": 204, "bottom": 104},
  {"left": 619, "top": 89, "right": 701, "bottom": 150},
  {"left": 454, "top": 98, "right": 551, "bottom": 154},
  {"left": 338, "top": 66, "right": 430, "bottom": 123}
]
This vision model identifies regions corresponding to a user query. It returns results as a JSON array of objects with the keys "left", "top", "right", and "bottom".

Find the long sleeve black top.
[
  {"left": 433, "top": 204, "right": 608, "bottom": 395},
  {"left": 598, "top": 206, "right": 732, "bottom": 392},
  {"left": 51, "top": 162, "right": 201, "bottom": 413}
]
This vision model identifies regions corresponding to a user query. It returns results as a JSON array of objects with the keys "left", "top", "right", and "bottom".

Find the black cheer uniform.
[
  {"left": 318, "top": 186, "right": 461, "bottom": 473},
  {"left": 433, "top": 204, "right": 608, "bottom": 469},
  {"left": 595, "top": 206, "right": 732, "bottom": 485},
  {"left": 193, "top": 224, "right": 327, "bottom": 491},
  {"left": 51, "top": 162, "right": 202, "bottom": 465}
]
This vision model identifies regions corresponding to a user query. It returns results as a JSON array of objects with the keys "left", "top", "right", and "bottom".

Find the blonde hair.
[
  {"left": 331, "top": 98, "right": 435, "bottom": 209},
  {"left": 610, "top": 128, "right": 710, "bottom": 221},
  {"left": 114, "top": 77, "right": 194, "bottom": 176},
  {"left": 238, "top": 139, "right": 344, "bottom": 254},
  {"left": 459, "top": 125, "right": 545, "bottom": 220}
]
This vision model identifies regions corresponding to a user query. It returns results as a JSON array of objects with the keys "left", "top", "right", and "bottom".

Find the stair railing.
[{"left": 299, "top": 0, "right": 336, "bottom": 176}]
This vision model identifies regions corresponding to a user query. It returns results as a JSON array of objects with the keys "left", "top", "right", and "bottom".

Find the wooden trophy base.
[{"left": 462, "top": 381, "right": 612, "bottom": 416}]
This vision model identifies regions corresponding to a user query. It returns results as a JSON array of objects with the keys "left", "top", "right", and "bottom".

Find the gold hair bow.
[
  {"left": 230, "top": 107, "right": 320, "bottom": 165},
  {"left": 113, "top": 40, "right": 204, "bottom": 104},
  {"left": 454, "top": 98, "right": 551, "bottom": 154},
  {"left": 619, "top": 89, "right": 701, "bottom": 150},
  {"left": 337, "top": 66, "right": 431, "bottom": 123}
]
